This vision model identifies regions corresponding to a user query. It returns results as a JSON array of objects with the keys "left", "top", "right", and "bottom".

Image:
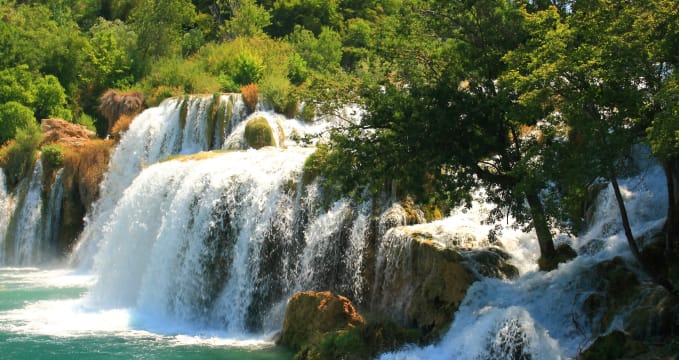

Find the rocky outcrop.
[
  {"left": 371, "top": 233, "right": 475, "bottom": 339},
  {"left": 370, "top": 225, "right": 517, "bottom": 339},
  {"left": 40, "top": 118, "right": 96, "bottom": 147},
  {"left": 581, "top": 256, "right": 679, "bottom": 358},
  {"left": 278, "top": 291, "right": 365, "bottom": 352}
]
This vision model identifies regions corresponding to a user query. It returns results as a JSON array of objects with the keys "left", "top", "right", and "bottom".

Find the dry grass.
[
  {"left": 62, "top": 139, "right": 115, "bottom": 210},
  {"left": 241, "top": 83, "right": 258, "bottom": 113},
  {"left": 110, "top": 114, "right": 135, "bottom": 141},
  {"left": 99, "top": 90, "right": 146, "bottom": 135}
]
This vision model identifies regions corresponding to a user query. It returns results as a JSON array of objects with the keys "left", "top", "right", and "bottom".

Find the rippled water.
[{"left": 0, "top": 268, "right": 293, "bottom": 360}]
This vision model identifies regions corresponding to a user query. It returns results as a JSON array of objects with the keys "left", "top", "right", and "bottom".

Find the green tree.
[
  {"left": 268, "top": 0, "right": 343, "bottom": 37},
  {"left": 0, "top": 101, "right": 36, "bottom": 145},
  {"left": 129, "top": 0, "right": 196, "bottom": 76},
  {"left": 318, "top": 0, "right": 568, "bottom": 269},
  {"left": 0, "top": 65, "right": 72, "bottom": 121},
  {"left": 288, "top": 25, "right": 342, "bottom": 73},
  {"left": 220, "top": 0, "right": 271, "bottom": 39}
]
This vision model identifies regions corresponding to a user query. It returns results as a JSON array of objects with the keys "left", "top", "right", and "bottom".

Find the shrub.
[
  {"left": 288, "top": 52, "right": 309, "bottom": 85},
  {"left": 40, "top": 143, "right": 65, "bottom": 170},
  {"left": 74, "top": 113, "right": 97, "bottom": 132},
  {"left": 0, "top": 101, "right": 37, "bottom": 145},
  {"left": 0, "top": 122, "right": 43, "bottom": 188},
  {"left": 260, "top": 74, "right": 297, "bottom": 117},
  {"left": 241, "top": 83, "right": 259, "bottom": 113},
  {"left": 110, "top": 114, "right": 135, "bottom": 141},
  {"left": 244, "top": 116, "right": 274, "bottom": 149},
  {"left": 233, "top": 53, "right": 265, "bottom": 86}
]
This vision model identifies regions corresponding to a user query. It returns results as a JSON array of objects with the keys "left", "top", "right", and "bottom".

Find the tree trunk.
[
  {"left": 525, "top": 191, "right": 555, "bottom": 262},
  {"left": 663, "top": 158, "right": 679, "bottom": 255},
  {"left": 610, "top": 175, "right": 677, "bottom": 295}
]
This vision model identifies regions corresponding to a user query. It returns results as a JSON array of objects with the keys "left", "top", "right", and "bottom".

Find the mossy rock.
[
  {"left": 278, "top": 291, "right": 365, "bottom": 353},
  {"left": 244, "top": 116, "right": 275, "bottom": 149},
  {"left": 580, "top": 330, "right": 646, "bottom": 360}
]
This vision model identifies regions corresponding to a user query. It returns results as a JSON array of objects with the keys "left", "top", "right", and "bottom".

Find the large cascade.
[
  {"left": 0, "top": 93, "right": 671, "bottom": 358},
  {"left": 69, "top": 94, "right": 369, "bottom": 335}
]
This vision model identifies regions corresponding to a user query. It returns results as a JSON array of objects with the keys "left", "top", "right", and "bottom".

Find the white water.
[
  {"left": 6, "top": 161, "right": 45, "bottom": 265},
  {"left": 0, "top": 169, "right": 13, "bottom": 261},
  {"left": 0, "top": 95, "right": 668, "bottom": 358},
  {"left": 381, "top": 154, "right": 667, "bottom": 359}
]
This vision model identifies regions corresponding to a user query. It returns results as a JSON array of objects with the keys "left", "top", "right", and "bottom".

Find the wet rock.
[
  {"left": 466, "top": 247, "right": 519, "bottom": 279},
  {"left": 580, "top": 330, "right": 646, "bottom": 360},
  {"left": 244, "top": 116, "right": 275, "bottom": 149},
  {"left": 371, "top": 232, "right": 475, "bottom": 339}
]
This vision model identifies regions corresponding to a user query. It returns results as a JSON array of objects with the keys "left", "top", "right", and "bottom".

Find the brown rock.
[
  {"left": 40, "top": 118, "right": 96, "bottom": 147},
  {"left": 278, "top": 291, "right": 365, "bottom": 352}
]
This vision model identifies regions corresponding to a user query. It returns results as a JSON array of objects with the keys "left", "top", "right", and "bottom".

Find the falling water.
[
  {"left": 0, "top": 169, "right": 14, "bottom": 261},
  {"left": 380, "top": 152, "right": 667, "bottom": 359},
  {"left": 3, "top": 161, "right": 45, "bottom": 265}
]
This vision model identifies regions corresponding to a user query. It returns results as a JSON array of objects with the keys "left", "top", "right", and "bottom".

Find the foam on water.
[{"left": 381, "top": 152, "right": 667, "bottom": 359}]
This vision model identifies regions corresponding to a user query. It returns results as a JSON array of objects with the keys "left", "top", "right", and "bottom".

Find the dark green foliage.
[
  {"left": 0, "top": 122, "right": 42, "bottom": 189},
  {"left": 0, "top": 101, "right": 36, "bottom": 145},
  {"left": 40, "top": 143, "right": 65, "bottom": 170},
  {"left": 268, "top": 0, "right": 343, "bottom": 37}
]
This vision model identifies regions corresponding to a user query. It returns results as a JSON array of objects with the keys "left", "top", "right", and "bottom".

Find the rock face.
[
  {"left": 371, "top": 233, "right": 476, "bottom": 339},
  {"left": 278, "top": 291, "right": 365, "bottom": 352},
  {"left": 40, "top": 118, "right": 96, "bottom": 147},
  {"left": 368, "top": 222, "right": 519, "bottom": 339}
]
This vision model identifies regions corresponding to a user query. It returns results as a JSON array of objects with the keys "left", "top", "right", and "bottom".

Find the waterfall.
[
  {"left": 380, "top": 153, "right": 667, "bottom": 359},
  {"left": 83, "top": 147, "right": 374, "bottom": 334},
  {"left": 0, "top": 169, "right": 14, "bottom": 262},
  {"left": 3, "top": 161, "right": 45, "bottom": 265}
]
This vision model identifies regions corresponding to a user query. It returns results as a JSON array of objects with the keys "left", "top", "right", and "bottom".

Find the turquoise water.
[{"left": 0, "top": 268, "right": 293, "bottom": 360}]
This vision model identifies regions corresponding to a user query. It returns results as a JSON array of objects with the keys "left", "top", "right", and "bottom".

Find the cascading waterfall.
[
  {"left": 380, "top": 152, "right": 667, "bottom": 359},
  {"left": 3, "top": 161, "right": 45, "bottom": 265},
  {"left": 0, "top": 93, "right": 668, "bottom": 359},
  {"left": 0, "top": 169, "right": 14, "bottom": 261},
  {"left": 0, "top": 161, "right": 66, "bottom": 266},
  {"left": 71, "top": 94, "right": 249, "bottom": 267}
]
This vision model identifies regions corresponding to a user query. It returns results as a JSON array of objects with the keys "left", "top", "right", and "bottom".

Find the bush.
[
  {"left": 244, "top": 116, "right": 274, "bottom": 149},
  {"left": 40, "top": 143, "right": 65, "bottom": 170},
  {"left": 0, "top": 122, "right": 43, "bottom": 188},
  {"left": 241, "top": 83, "right": 259, "bottom": 113},
  {"left": 0, "top": 101, "right": 37, "bottom": 145},
  {"left": 288, "top": 52, "right": 309, "bottom": 85},
  {"left": 233, "top": 53, "right": 265, "bottom": 86},
  {"left": 74, "top": 113, "right": 97, "bottom": 132},
  {"left": 260, "top": 74, "right": 297, "bottom": 117}
]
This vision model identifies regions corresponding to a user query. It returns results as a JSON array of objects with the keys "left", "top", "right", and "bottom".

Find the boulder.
[
  {"left": 278, "top": 291, "right": 365, "bottom": 352},
  {"left": 244, "top": 116, "right": 275, "bottom": 149},
  {"left": 371, "top": 231, "right": 476, "bottom": 339},
  {"left": 40, "top": 118, "right": 96, "bottom": 147}
]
